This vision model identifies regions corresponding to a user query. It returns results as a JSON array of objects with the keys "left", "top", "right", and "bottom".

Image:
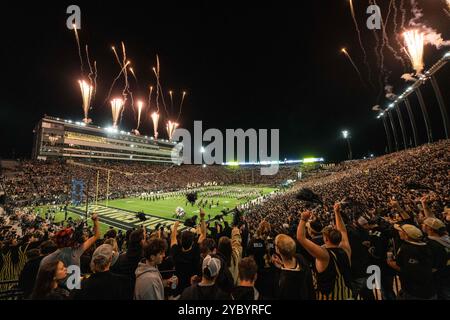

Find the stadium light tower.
[{"left": 341, "top": 130, "right": 352, "bottom": 160}]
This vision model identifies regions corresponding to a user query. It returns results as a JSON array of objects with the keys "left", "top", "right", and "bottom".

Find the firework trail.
[
  {"left": 135, "top": 100, "right": 144, "bottom": 131},
  {"left": 112, "top": 46, "right": 122, "bottom": 67},
  {"left": 72, "top": 24, "right": 84, "bottom": 74},
  {"left": 105, "top": 45, "right": 124, "bottom": 103},
  {"left": 397, "top": 0, "right": 412, "bottom": 68},
  {"left": 157, "top": 82, "right": 169, "bottom": 116},
  {"left": 106, "top": 61, "right": 130, "bottom": 104},
  {"left": 382, "top": 0, "right": 407, "bottom": 69},
  {"left": 391, "top": 0, "right": 402, "bottom": 58},
  {"left": 348, "top": 0, "right": 373, "bottom": 88},
  {"left": 127, "top": 90, "right": 135, "bottom": 123},
  {"left": 93, "top": 61, "right": 98, "bottom": 103},
  {"left": 156, "top": 53, "right": 160, "bottom": 74},
  {"left": 148, "top": 85, "right": 154, "bottom": 112},
  {"left": 129, "top": 67, "right": 138, "bottom": 82},
  {"left": 118, "top": 42, "right": 133, "bottom": 127},
  {"left": 86, "top": 45, "right": 94, "bottom": 81},
  {"left": 169, "top": 91, "right": 174, "bottom": 114},
  {"left": 341, "top": 48, "right": 366, "bottom": 87},
  {"left": 400, "top": 0, "right": 407, "bottom": 30},
  {"left": 128, "top": 66, "right": 139, "bottom": 120},
  {"left": 155, "top": 55, "right": 169, "bottom": 114},
  {"left": 121, "top": 42, "right": 131, "bottom": 100},
  {"left": 152, "top": 57, "right": 169, "bottom": 116},
  {"left": 158, "top": 84, "right": 169, "bottom": 116},
  {"left": 153, "top": 67, "right": 160, "bottom": 113},
  {"left": 392, "top": 0, "right": 399, "bottom": 35},
  {"left": 177, "top": 91, "right": 186, "bottom": 122},
  {"left": 369, "top": 0, "right": 384, "bottom": 102},
  {"left": 85, "top": 45, "right": 98, "bottom": 101}
]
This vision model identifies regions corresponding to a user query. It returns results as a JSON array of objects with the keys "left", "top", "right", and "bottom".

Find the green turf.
[
  {"left": 98, "top": 186, "right": 276, "bottom": 222},
  {"left": 34, "top": 186, "right": 277, "bottom": 235},
  {"left": 34, "top": 205, "right": 111, "bottom": 235}
]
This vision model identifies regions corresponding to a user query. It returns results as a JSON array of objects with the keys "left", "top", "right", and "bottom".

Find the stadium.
[{"left": 1, "top": 1, "right": 449, "bottom": 308}]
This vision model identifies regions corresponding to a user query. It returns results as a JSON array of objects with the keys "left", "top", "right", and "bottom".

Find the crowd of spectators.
[
  {"left": 1, "top": 161, "right": 298, "bottom": 206},
  {"left": 0, "top": 140, "right": 448, "bottom": 300}
]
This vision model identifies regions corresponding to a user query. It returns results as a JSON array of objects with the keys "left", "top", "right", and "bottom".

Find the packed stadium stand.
[{"left": 1, "top": 140, "right": 449, "bottom": 300}]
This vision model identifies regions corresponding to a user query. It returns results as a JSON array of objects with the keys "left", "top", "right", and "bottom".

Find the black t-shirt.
[
  {"left": 274, "top": 254, "right": 315, "bottom": 300},
  {"left": 247, "top": 237, "right": 271, "bottom": 270},
  {"left": 171, "top": 243, "right": 201, "bottom": 293},
  {"left": 231, "top": 286, "right": 262, "bottom": 300},
  {"left": 348, "top": 226, "right": 371, "bottom": 278},
  {"left": 73, "top": 271, "right": 133, "bottom": 300},
  {"left": 427, "top": 238, "right": 450, "bottom": 286},
  {"left": 110, "top": 250, "right": 142, "bottom": 280},
  {"left": 396, "top": 241, "right": 435, "bottom": 298},
  {"left": 368, "top": 225, "right": 392, "bottom": 262}
]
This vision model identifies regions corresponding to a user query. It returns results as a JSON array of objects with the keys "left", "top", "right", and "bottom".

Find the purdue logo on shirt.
[{"left": 408, "top": 258, "right": 420, "bottom": 265}]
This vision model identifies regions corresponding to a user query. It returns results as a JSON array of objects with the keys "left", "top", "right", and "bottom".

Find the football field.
[{"left": 64, "top": 185, "right": 277, "bottom": 234}]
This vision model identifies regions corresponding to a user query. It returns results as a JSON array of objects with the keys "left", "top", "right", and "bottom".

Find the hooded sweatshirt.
[{"left": 134, "top": 261, "right": 164, "bottom": 300}]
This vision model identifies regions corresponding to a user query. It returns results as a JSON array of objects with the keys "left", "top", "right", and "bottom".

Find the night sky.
[{"left": 1, "top": 1, "right": 449, "bottom": 162}]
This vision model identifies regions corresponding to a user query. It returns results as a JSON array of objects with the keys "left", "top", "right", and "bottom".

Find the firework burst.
[
  {"left": 403, "top": 30, "right": 424, "bottom": 75},
  {"left": 166, "top": 120, "right": 179, "bottom": 141},
  {"left": 151, "top": 112, "right": 160, "bottom": 140},
  {"left": 111, "top": 98, "right": 125, "bottom": 128},
  {"left": 78, "top": 80, "right": 93, "bottom": 124}
]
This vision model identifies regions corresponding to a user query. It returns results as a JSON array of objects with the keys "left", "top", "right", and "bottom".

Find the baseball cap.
[
  {"left": 202, "top": 255, "right": 221, "bottom": 278},
  {"left": 423, "top": 218, "right": 445, "bottom": 231},
  {"left": 91, "top": 244, "right": 114, "bottom": 266},
  {"left": 394, "top": 224, "right": 423, "bottom": 241}
]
